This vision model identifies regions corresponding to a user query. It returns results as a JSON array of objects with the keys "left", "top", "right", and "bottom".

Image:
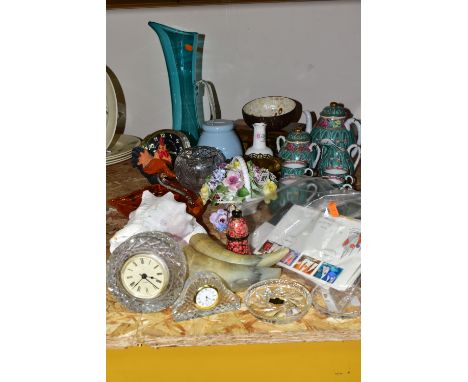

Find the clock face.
[
  {"left": 194, "top": 286, "right": 220, "bottom": 310},
  {"left": 120, "top": 253, "right": 169, "bottom": 299},
  {"left": 145, "top": 130, "right": 190, "bottom": 165}
]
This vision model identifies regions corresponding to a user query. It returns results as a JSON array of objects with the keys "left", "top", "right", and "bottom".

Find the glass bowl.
[{"left": 174, "top": 146, "right": 225, "bottom": 193}]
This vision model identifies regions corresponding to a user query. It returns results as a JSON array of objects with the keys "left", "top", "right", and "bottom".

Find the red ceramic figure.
[{"left": 226, "top": 209, "right": 251, "bottom": 255}]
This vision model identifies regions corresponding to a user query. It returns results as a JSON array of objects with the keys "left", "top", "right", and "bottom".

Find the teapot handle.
[
  {"left": 347, "top": 144, "right": 361, "bottom": 169},
  {"left": 276, "top": 135, "right": 286, "bottom": 152},
  {"left": 309, "top": 142, "right": 321, "bottom": 169},
  {"left": 302, "top": 110, "right": 314, "bottom": 134},
  {"left": 196, "top": 80, "right": 218, "bottom": 120},
  {"left": 345, "top": 175, "right": 355, "bottom": 185},
  {"left": 344, "top": 118, "right": 361, "bottom": 146}
]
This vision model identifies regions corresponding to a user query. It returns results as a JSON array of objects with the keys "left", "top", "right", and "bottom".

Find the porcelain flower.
[
  {"left": 200, "top": 183, "right": 210, "bottom": 204},
  {"left": 208, "top": 168, "right": 226, "bottom": 190},
  {"left": 209, "top": 209, "right": 229, "bottom": 232},
  {"left": 262, "top": 180, "right": 278, "bottom": 204},
  {"left": 223, "top": 170, "right": 244, "bottom": 191},
  {"left": 229, "top": 160, "right": 241, "bottom": 170}
]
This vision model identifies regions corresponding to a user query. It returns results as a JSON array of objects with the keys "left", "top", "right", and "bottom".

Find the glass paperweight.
[
  {"left": 172, "top": 271, "right": 240, "bottom": 321},
  {"left": 106, "top": 231, "right": 187, "bottom": 313},
  {"left": 243, "top": 279, "right": 312, "bottom": 324},
  {"left": 311, "top": 284, "right": 361, "bottom": 319},
  {"left": 174, "top": 146, "right": 225, "bottom": 193}
]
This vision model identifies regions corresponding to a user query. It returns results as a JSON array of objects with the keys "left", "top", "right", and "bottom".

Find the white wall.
[{"left": 107, "top": 0, "right": 360, "bottom": 139}]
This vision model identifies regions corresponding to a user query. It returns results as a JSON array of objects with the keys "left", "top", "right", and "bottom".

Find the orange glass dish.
[{"left": 108, "top": 173, "right": 205, "bottom": 220}]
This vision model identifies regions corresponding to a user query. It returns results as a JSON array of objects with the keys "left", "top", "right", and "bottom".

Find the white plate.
[
  {"left": 106, "top": 155, "right": 132, "bottom": 166},
  {"left": 106, "top": 70, "right": 118, "bottom": 149},
  {"left": 106, "top": 154, "right": 132, "bottom": 163},
  {"left": 106, "top": 134, "right": 141, "bottom": 158},
  {"left": 106, "top": 148, "right": 133, "bottom": 160},
  {"left": 106, "top": 153, "right": 131, "bottom": 163},
  {"left": 106, "top": 151, "right": 132, "bottom": 162}
]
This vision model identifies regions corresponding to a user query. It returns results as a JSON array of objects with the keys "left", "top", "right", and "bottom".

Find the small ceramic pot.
[
  {"left": 197, "top": 119, "right": 243, "bottom": 159},
  {"left": 277, "top": 128, "right": 321, "bottom": 169},
  {"left": 280, "top": 161, "right": 314, "bottom": 179}
]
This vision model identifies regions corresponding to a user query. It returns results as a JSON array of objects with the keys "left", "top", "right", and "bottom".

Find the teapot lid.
[
  {"left": 287, "top": 128, "right": 311, "bottom": 142},
  {"left": 320, "top": 102, "right": 347, "bottom": 118}
]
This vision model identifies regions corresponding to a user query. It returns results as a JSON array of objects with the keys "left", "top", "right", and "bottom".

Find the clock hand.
[
  {"left": 144, "top": 278, "right": 159, "bottom": 289},
  {"left": 132, "top": 277, "right": 143, "bottom": 289}
]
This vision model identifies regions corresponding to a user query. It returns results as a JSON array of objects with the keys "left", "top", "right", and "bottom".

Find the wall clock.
[
  {"left": 172, "top": 271, "right": 241, "bottom": 321},
  {"left": 107, "top": 231, "right": 187, "bottom": 313}
]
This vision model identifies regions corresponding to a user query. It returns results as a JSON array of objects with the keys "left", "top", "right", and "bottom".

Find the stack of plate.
[
  {"left": 106, "top": 67, "right": 141, "bottom": 165},
  {"left": 107, "top": 68, "right": 119, "bottom": 150},
  {"left": 106, "top": 134, "right": 141, "bottom": 165}
]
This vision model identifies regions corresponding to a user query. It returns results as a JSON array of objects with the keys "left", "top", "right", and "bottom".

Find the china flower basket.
[{"left": 200, "top": 156, "right": 278, "bottom": 210}]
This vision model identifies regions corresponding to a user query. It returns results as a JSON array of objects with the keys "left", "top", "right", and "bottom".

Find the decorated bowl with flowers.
[{"left": 200, "top": 156, "right": 278, "bottom": 208}]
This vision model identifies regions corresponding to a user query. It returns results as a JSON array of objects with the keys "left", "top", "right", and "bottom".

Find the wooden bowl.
[{"left": 242, "top": 96, "right": 302, "bottom": 131}]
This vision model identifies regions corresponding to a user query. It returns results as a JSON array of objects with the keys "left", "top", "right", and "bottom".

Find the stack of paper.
[{"left": 254, "top": 205, "right": 361, "bottom": 291}]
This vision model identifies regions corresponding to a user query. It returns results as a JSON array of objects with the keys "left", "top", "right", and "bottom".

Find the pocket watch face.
[
  {"left": 194, "top": 286, "right": 219, "bottom": 310},
  {"left": 120, "top": 253, "right": 169, "bottom": 299}
]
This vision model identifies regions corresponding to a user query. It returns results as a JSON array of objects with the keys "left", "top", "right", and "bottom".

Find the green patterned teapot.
[
  {"left": 317, "top": 139, "right": 361, "bottom": 180},
  {"left": 303, "top": 102, "right": 361, "bottom": 150},
  {"left": 276, "top": 128, "right": 321, "bottom": 169}
]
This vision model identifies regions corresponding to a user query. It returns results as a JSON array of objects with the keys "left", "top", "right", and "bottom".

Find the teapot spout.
[{"left": 302, "top": 110, "right": 313, "bottom": 133}]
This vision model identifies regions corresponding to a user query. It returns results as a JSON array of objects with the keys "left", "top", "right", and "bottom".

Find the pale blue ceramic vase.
[
  {"left": 148, "top": 22, "right": 216, "bottom": 145},
  {"left": 197, "top": 119, "right": 243, "bottom": 159}
]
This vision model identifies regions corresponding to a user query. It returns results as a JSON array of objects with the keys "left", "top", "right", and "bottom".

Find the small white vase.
[{"left": 245, "top": 123, "right": 273, "bottom": 156}]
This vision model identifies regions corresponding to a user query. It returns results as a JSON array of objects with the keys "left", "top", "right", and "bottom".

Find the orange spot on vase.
[{"left": 184, "top": 44, "right": 193, "bottom": 52}]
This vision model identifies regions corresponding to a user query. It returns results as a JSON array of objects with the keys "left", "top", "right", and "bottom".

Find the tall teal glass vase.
[{"left": 149, "top": 22, "right": 215, "bottom": 146}]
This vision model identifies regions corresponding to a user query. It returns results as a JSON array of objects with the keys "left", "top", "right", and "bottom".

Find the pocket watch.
[
  {"left": 107, "top": 231, "right": 187, "bottom": 313},
  {"left": 172, "top": 271, "right": 240, "bottom": 321}
]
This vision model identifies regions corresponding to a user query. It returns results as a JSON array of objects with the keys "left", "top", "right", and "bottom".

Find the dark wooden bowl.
[{"left": 242, "top": 96, "right": 302, "bottom": 131}]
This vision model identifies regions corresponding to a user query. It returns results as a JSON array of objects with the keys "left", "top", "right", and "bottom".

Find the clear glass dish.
[
  {"left": 310, "top": 284, "right": 361, "bottom": 319},
  {"left": 243, "top": 279, "right": 312, "bottom": 324}
]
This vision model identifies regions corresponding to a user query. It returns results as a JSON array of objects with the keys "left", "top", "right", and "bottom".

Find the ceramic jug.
[
  {"left": 318, "top": 139, "right": 361, "bottom": 180},
  {"left": 276, "top": 128, "right": 321, "bottom": 169},
  {"left": 149, "top": 22, "right": 218, "bottom": 145},
  {"left": 303, "top": 102, "right": 361, "bottom": 150}
]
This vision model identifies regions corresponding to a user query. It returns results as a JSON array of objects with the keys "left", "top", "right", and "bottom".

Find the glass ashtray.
[
  {"left": 311, "top": 285, "right": 361, "bottom": 319},
  {"left": 243, "top": 279, "right": 312, "bottom": 324}
]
